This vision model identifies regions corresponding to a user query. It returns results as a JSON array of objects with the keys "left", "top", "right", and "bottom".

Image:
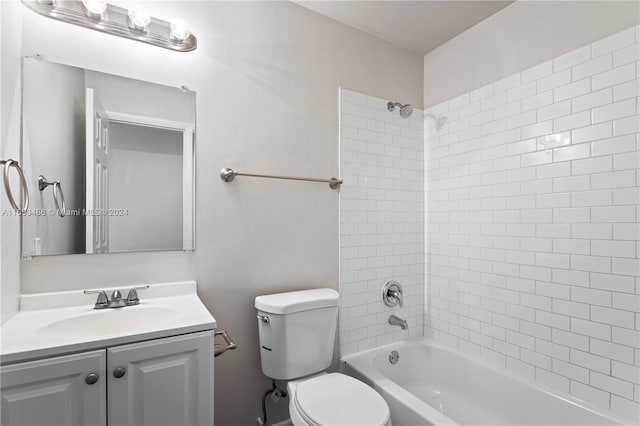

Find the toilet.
[{"left": 255, "top": 288, "right": 391, "bottom": 426}]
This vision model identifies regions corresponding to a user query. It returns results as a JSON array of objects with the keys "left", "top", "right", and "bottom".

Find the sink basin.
[
  {"left": 1, "top": 281, "right": 217, "bottom": 364},
  {"left": 39, "top": 306, "right": 179, "bottom": 337}
]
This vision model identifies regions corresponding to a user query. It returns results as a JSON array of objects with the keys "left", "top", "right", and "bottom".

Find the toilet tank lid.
[{"left": 255, "top": 288, "right": 339, "bottom": 314}]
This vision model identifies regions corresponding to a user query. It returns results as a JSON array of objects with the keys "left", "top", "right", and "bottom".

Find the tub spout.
[{"left": 389, "top": 314, "right": 408, "bottom": 330}]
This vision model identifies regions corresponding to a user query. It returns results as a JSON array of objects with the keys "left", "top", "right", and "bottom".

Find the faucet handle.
[
  {"left": 389, "top": 290, "right": 403, "bottom": 307},
  {"left": 84, "top": 290, "right": 109, "bottom": 309},
  {"left": 126, "top": 285, "right": 150, "bottom": 306},
  {"left": 382, "top": 280, "right": 403, "bottom": 307}
]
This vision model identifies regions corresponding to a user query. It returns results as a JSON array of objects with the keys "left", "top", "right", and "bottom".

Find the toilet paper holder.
[{"left": 214, "top": 329, "right": 237, "bottom": 357}]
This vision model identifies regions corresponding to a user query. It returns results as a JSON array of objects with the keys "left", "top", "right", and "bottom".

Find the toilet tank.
[{"left": 255, "top": 288, "right": 339, "bottom": 380}]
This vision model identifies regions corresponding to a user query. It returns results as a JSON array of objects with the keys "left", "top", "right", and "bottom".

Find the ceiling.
[{"left": 294, "top": 1, "right": 513, "bottom": 55}]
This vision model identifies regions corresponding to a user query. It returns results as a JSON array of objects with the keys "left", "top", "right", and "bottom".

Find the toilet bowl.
[{"left": 287, "top": 373, "right": 391, "bottom": 426}]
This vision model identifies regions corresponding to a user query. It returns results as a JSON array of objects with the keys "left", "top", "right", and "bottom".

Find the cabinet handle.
[
  {"left": 85, "top": 373, "right": 99, "bottom": 385},
  {"left": 113, "top": 367, "right": 126, "bottom": 378}
]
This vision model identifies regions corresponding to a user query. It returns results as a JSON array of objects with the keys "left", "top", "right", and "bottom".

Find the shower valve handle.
[{"left": 382, "top": 280, "right": 403, "bottom": 307}]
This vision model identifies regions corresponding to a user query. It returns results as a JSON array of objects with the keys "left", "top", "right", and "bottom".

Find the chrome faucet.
[
  {"left": 84, "top": 285, "right": 149, "bottom": 309},
  {"left": 382, "top": 280, "right": 403, "bottom": 307},
  {"left": 109, "top": 290, "right": 127, "bottom": 308},
  {"left": 389, "top": 314, "right": 408, "bottom": 330},
  {"left": 388, "top": 288, "right": 403, "bottom": 307}
]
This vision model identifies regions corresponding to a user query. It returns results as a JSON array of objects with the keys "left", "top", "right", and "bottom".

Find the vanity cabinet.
[
  {"left": 0, "top": 350, "right": 106, "bottom": 426},
  {"left": 108, "top": 332, "right": 213, "bottom": 426},
  {"left": 1, "top": 331, "right": 213, "bottom": 426}
]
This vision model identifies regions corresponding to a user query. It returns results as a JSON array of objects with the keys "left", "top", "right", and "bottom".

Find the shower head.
[
  {"left": 387, "top": 101, "right": 413, "bottom": 118},
  {"left": 400, "top": 104, "right": 413, "bottom": 118}
]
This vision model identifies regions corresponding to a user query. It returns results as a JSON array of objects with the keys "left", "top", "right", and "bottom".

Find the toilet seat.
[{"left": 291, "top": 373, "right": 390, "bottom": 426}]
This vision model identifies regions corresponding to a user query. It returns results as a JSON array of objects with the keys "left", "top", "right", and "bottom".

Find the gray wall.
[
  {"left": 1, "top": 2, "right": 423, "bottom": 424},
  {"left": 423, "top": 1, "right": 640, "bottom": 108}
]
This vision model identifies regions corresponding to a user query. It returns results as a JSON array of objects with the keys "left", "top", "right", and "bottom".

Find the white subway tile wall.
[
  {"left": 340, "top": 89, "right": 424, "bottom": 356},
  {"left": 424, "top": 26, "right": 640, "bottom": 420}
]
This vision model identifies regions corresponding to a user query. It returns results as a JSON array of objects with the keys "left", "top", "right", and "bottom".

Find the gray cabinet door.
[
  {"left": 1, "top": 350, "right": 106, "bottom": 426},
  {"left": 107, "top": 331, "right": 213, "bottom": 426}
]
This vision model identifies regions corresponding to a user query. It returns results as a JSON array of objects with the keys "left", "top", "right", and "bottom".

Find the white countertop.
[{"left": 0, "top": 281, "right": 216, "bottom": 364}]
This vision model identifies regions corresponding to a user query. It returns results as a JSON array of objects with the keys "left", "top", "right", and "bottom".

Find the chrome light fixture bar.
[{"left": 22, "top": 0, "right": 197, "bottom": 52}]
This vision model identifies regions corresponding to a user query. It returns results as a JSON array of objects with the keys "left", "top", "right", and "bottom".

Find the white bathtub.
[{"left": 342, "top": 339, "right": 630, "bottom": 426}]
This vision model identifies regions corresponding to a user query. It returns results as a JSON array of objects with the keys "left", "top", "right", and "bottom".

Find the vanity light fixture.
[
  {"left": 170, "top": 21, "right": 190, "bottom": 41},
  {"left": 81, "top": 0, "right": 106, "bottom": 18},
  {"left": 22, "top": 0, "right": 197, "bottom": 52},
  {"left": 128, "top": 9, "right": 151, "bottom": 32}
]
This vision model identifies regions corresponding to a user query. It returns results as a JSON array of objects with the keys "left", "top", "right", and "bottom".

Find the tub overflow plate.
[{"left": 389, "top": 350, "right": 399, "bottom": 364}]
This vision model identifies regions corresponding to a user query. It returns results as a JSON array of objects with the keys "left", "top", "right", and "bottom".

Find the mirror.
[{"left": 21, "top": 57, "right": 195, "bottom": 257}]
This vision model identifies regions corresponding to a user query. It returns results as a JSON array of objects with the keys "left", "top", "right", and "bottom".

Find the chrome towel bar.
[
  {"left": 220, "top": 167, "right": 342, "bottom": 190},
  {"left": 38, "top": 175, "right": 66, "bottom": 217},
  {"left": 214, "top": 329, "right": 237, "bottom": 358},
  {"left": 0, "top": 159, "right": 29, "bottom": 212}
]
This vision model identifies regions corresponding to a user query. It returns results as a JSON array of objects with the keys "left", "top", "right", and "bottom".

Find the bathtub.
[{"left": 342, "top": 339, "right": 629, "bottom": 426}]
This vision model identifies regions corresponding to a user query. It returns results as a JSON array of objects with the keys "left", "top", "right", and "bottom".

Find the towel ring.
[
  {"left": 53, "top": 181, "right": 66, "bottom": 217},
  {"left": 38, "top": 175, "right": 66, "bottom": 217},
  {"left": 1, "top": 159, "right": 29, "bottom": 213}
]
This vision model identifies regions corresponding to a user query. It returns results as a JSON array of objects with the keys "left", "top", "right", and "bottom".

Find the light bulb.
[
  {"left": 81, "top": 0, "right": 107, "bottom": 17},
  {"left": 128, "top": 9, "right": 151, "bottom": 30},
  {"left": 170, "top": 21, "right": 190, "bottom": 41}
]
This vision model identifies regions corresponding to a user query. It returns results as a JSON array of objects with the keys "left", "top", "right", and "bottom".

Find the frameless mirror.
[{"left": 21, "top": 57, "right": 195, "bottom": 257}]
